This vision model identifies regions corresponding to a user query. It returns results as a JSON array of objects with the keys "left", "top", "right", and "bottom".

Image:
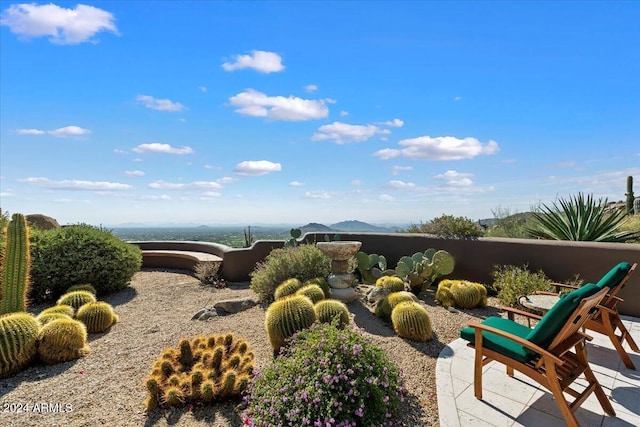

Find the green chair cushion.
[
  {"left": 595, "top": 262, "right": 631, "bottom": 290},
  {"left": 460, "top": 317, "right": 534, "bottom": 363},
  {"left": 526, "top": 283, "right": 599, "bottom": 348}
]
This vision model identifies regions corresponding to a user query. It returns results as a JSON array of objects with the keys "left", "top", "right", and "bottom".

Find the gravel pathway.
[{"left": 0, "top": 269, "right": 503, "bottom": 427}]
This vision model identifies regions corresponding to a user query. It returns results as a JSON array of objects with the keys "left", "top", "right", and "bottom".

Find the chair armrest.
[
  {"left": 466, "top": 320, "right": 564, "bottom": 365},
  {"left": 502, "top": 306, "right": 543, "bottom": 327},
  {"left": 535, "top": 291, "right": 560, "bottom": 296},
  {"left": 550, "top": 282, "right": 579, "bottom": 292}
]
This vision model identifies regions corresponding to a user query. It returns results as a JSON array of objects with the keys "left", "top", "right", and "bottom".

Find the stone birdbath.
[{"left": 316, "top": 241, "right": 362, "bottom": 303}]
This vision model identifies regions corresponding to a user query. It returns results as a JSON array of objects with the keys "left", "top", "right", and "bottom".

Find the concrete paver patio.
[{"left": 437, "top": 315, "right": 640, "bottom": 426}]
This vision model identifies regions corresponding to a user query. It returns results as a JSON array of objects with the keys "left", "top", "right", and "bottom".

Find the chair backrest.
[
  {"left": 526, "top": 283, "right": 600, "bottom": 349},
  {"left": 597, "top": 262, "right": 636, "bottom": 303},
  {"left": 546, "top": 286, "right": 608, "bottom": 351}
]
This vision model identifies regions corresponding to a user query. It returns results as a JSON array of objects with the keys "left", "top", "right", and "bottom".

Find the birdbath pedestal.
[{"left": 316, "top": 241, "right": 362, "bottom": 303}]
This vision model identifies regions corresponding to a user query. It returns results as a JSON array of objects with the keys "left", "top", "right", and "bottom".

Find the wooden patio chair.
[
  {"left": 544, "top": 262, "right": 638, "bottom": 369},
  {"left": 461, "top": 285, "right": 614, "bottom": 427}
]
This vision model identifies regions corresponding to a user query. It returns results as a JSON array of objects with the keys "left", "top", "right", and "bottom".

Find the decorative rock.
[
  {"left": 331, "top": 259, "right": 350, "bottom": 274},
  {"left": 213, "top": 297, "right": 258, "bottom": 315},
  {"left": 365, "top": 286, "right": 392, "bottom": 304},
  {"left": 327, "top": 273, "right": 356, "bottom": 289},
  {"left": 192, "top": 306, "right": 218, "bottom": 320},
  {"left": 329, "top": 287, "right": 359, "bottom": 303}
]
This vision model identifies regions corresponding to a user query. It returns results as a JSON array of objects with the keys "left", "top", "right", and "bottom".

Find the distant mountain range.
[{"left": 299, "top": 220, "right": 404, "bottom": 233}]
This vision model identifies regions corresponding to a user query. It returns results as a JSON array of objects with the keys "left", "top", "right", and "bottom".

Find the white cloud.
[
  {"left": 374, "top": 135, "right": 499, "bottom": 161},
  {"left": 0, "top": 3, "right": 118, "bottom": 44},
  {"left": 139, "top": 194, "right": 171, "bottom": 201},
  {"left": 229, "top": 89, "right": 329, "bottom": 121},
  {"left": 0, "top": 191, "right": 14, "bottom": 197},
  {"left": 124, "top": 170, "right": 145, "bottom": 177},
  {"left": 388, "top": 180, "right": 416, "bottom": 189},
  {"left": 48, "top": 125, "right": 91, "bottom": 137},
  {"left": 233, "top": 160, "right": 282, "bottom": 176},
  {"left": 289, "top": 181, "right": 305, "bottom": 187},
  {"left": 199, "top": 86, "right": 207, "bottom": 93},
  {"left": 382, "top": 118, "right": 404, "bottom": 128},
  {"left": 136, "top": 95, "right": 185, "bottom": 112},
  {"left": 200, "top": 191, "right": 222, "bottom": 200},
  {"left": 304, "top": 191, "right": 331, "bottom": 199},
  {"left": 392, "top": 165, "right": 413, "bottom": 175},
  {"left": 434, "top": 170, "right": 474, "bottom": 187},
  {"left": 133, "top": 143, "right": 194, "bottom": 155},
  {"left": 216, "top": 177, "right": 235, "bottom": 184},
  {"left": 19, "top": 177, "right": 131, "bottom": 191},
  {"left": 379, "top": 194, "right": 395, "bottom": 201},
  {"left": 454, "top": 96, "right": 462, "bottom": 101},
  {"left": 204, "top": 164, "right": 221, "bottom": 170},
  {"left": 16, "top": 128, "right": 45, "bottom": 135},
  {"left": 312, "top": 121, "right": 390, "bottom": 144},
  {"left": 222, "top": 50, "right": 285, "bottom": 73},
  {"left": 351, "top": 180, "right": 363, "bottom": 186},
  {"left": 113, "top": 148, "right": 127, "bottom": 154},
  {"left": 304, "top": 84, "right": 318, "bottom": 93},
  {"left": 148, "top": 181, "right": 222, "bottom": 190}
]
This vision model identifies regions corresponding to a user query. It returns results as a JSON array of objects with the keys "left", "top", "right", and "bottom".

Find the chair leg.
[
  {"left": 474, "top": 346, "right": 483, "bottom": 399},
  {"left": 602, "top": 312, "right": 636, "bottom": 369},
  {"left": 544, "top": 360, "right": 580, "bottom": 427},
  {"left": 577, "top": 342, "right": 616, "bottom": 416}
]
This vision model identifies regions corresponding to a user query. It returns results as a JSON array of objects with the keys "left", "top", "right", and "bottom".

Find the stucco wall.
[{"left": 130, "top": 234, "right": 640, "bottom": 316}]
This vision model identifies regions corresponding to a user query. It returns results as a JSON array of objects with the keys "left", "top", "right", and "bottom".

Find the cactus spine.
[
  {"left": 274, "top": 278, "right": 303, "bottom": 300},
  {"left": 314, "top": 299, "right": 350, "bottom": 328},
  {"left": 390, "top": 301, "right": 432, "bottom": 342},
  {"left": 375, "top": 291, "right": 418, "bottom": 321},
  {"left": 0, "top": 213, "right": 31, "bottom": 314},
  {"left": 39, "top": 305, "right": 75, "bottom": 318},
  {"left": 375, "top": 276, "right": 405, "bottom": 293},
  {"left": 265, "top": 295, "right": 316, "bottom": 352},
  {"left": 304, "top": 277, "right": 331, "bottom": 298},
  {"left": 144, "top": 333, "right": 254, "bottom": 410},
  {"left": 75, "top": 301, "right": 119, "bottom": 333},
  {"left": 0, "top": 312, "right": 40, "bottom": 377},
  {"left": 295, "top": 284, "right": 325, "bottom": 304},
  {"left": 626, "top": 176, "right": 635, "bottom": 214},
  {"left": 437, "top": 280, "right": 487, "bottom": 309},
  {"left": 37, "top": 318, "right": 91, "bottom": 364},
  {"left": 66, "top": 284, "right": 97, "bottom": 295},
  {"left": 56, "top": 290, "right": 97, "bottom": 312}
]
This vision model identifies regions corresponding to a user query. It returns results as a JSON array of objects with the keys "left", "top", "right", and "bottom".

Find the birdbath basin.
[{"left": 316, "top": 241, "right": 362, "bottom": 303}]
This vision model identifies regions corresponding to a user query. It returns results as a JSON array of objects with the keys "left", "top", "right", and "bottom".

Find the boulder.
[
  {"left": 26, "top": 214, "right": 60, "bottom": 230},
  {"left": 191, "top": 306, "right": 218, "bottom": 320},
  {"left": 213, "top": 297, "right": 258, "bottom": 315}
]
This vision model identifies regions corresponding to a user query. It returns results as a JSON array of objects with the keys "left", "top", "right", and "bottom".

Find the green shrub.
[
  {"left": 250, "top": 244, "right": 330, "bottom": 303},
  {"left": 29, "top": 224, "right": 142, "bottom": 303},
  {"left": 405, "top": 214, "right": 483, "bottom": 239},
  {"left": 244, "top": 321, "right": 406, "bottom": 426},
  {"left": 491, "top": 264, "right": 552, "bottom": 307}
]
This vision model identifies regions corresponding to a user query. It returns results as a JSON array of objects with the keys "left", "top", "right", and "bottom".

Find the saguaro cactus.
[
  {"left": 0, "top": 213, "right": 31, "bottom": 314},
  {"left": 626, "top": 176, "right": 635, "bottom": 214}
]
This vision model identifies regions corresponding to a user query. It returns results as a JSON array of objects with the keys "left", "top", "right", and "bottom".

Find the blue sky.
[{"left": 1, "top": 1, "right": 638, "bottom": 227}]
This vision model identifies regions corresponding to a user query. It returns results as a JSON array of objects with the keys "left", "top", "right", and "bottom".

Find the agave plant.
[{"left": 527, "top": 193, "right": 640, "bottom": 242}]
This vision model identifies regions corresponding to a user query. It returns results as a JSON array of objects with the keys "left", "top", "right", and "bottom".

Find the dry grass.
[{"left": 0, "top": 269, "right": 503, "bottom": 427}]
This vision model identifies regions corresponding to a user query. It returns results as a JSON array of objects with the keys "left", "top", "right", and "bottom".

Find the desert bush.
[
  {"left": 194, "top": 261, "right": 225, "bottom": 288},
  {"left": 250, "top": 244, "right": 330, "bottom": 303},
  {"left": 491, "top": 264, "right": 552, "bottom": 307},
  {"left": 244, "top": 321, "right": 406, "bottom": 426},
  {"left": 406, "top": 214, "right": 483, "bottom": 239},
  {"left": 29, "top": 224, "right": 142, "bottom": 303}
]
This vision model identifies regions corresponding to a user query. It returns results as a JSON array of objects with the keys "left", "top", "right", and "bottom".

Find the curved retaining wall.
[{"left": 130, "top": 234, "right": 640, "bottom": 316}]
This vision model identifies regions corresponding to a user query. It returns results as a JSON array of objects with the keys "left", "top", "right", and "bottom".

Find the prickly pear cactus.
[
  {"left": 75, "top": 301, "right": 119, "bottom": 333},
  {"left": 274, "top": 278, "right": 303, "bottom": 300},
  {"left": 391, "top": 301, "right": 432, "bottom": 342},
  {"left": 0, "top": 312, "right": 40, "bottom": 377},
  {"left": 314, "top": 299, "right": 350, "bottom": 329},
  {"left": 375, "top": 276, "right": 405, "bottom": 293},
  {"left": 144, "top": 332, "right": 255, "bottom": 410},
  {"left": 431, "top": 250, "right": 455, "bottom": 276},
  {"left": 295, "top": 284, "right": 325, "bottom": 304},
  {"left": 56, "top": 290, "right": 97, "bottom": 312},
  {"left": 37, "top": 318, "right": 91, "bottom": 364},
  {"left": 304, "top": 277, "right": 331, "bottom": 298},
  {"left": 265, "top": 295, "right": 316, "bottom": 352},
  {"left": 0, "top": 213, "right": 31, "bottom": 314}
]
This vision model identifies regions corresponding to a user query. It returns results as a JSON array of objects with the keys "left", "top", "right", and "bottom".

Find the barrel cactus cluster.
[
  {"left": 372, "top": 277, "right": 432, "bottom": 342},
  {"left": 265, "top": 278, "right": 351, "bottom": 352},
  {"left": 144, "top": 333, "right": 255, "bottom": 410},
  {"left": 436, "top": 279, "right": 488, "bottom": 309}
]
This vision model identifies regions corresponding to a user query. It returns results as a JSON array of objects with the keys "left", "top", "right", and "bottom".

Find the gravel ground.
[{"left": 0, "top": 269, "right": 504, "bottom": 427}]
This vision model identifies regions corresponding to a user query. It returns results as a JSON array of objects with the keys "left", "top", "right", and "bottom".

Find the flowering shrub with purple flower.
[{"left": 243, "top": 321, "right": 407, "bottom": 426}]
